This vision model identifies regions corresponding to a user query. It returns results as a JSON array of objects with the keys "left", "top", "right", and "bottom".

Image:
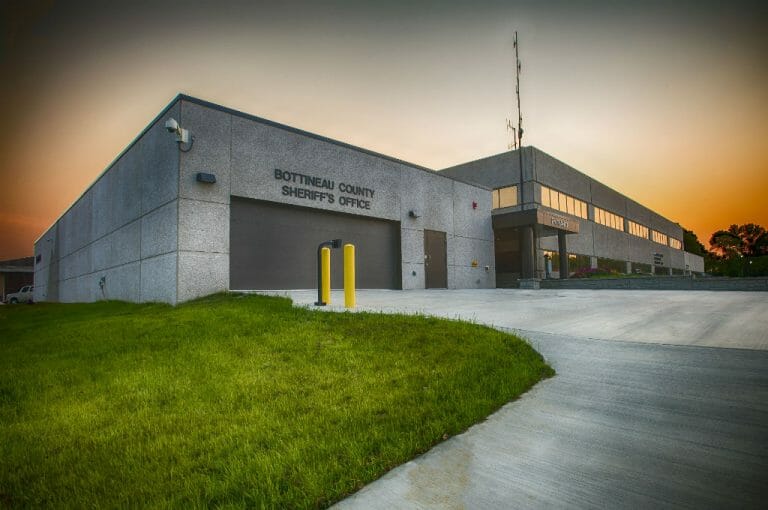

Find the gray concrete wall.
[
  {"left": 533, "top": 149, "right": 591, "bottom": 203},
  {"left": 34, "top": 102, "right": 181, "bottom": 304},
  {"left": 590, "top": 179, "right": 627, "bottom": 219},
  {"left": 684, "top": 251, "right": 705, "bottom": 274},
  {"left": 449, "top": 180, "right": 495, "bottom": 289},
  {"left": 178, "top": 98, "right": 494, "bottom": 298},
  {"left": 443, "top": 147, "right": 690, "bottom": 273},
  {"left": 35, "top": 96, "right": 493, "bottom": 303},
  {"left": 441, "top": 150, "right": 522, "bottom": 189},
  {"left": 176, "top": 101, "right": 232, "bottom": 302}
]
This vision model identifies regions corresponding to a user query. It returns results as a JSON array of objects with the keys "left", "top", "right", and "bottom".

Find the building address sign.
[{"left": 535, "top": 209, "right": 580, "bottom": 234}]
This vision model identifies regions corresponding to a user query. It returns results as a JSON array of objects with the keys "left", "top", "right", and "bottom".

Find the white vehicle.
[{"left": 6, "top": 285, "right": 33, "bottom": 304}]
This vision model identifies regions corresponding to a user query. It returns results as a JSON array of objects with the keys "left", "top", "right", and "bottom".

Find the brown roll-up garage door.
[{"left": 230, "top": 197, "right": 401, "bottom": 290}]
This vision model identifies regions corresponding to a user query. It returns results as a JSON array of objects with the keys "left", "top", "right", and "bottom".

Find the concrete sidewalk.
[
  {"left": 266, "top": 289, "right": 768, "bottom": 509},
  {"left": 336, "top": 331, "right": 768, "bottom": 509}
]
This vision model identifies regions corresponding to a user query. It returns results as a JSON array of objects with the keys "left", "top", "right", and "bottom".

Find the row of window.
[
  {"left": 490, "top": 184, "right": 683, "bottom": 250},
  {"left": 594, "top": 206, "right": 624, "bottom": 232},
  {"left": 652, "top": 230, "right": 668, "bottom": 245},
  {"left": 540, "top": 185, "right": 589, "bottom": 219},
  {"left": 628, "top": 220, "right": 649, "bottom": 239},
  {"left": 538, "top": 186, "right": 683, "bottom": 249}
]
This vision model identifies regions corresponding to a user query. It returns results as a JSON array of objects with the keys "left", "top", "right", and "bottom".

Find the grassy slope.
[{"left": 0, "top": 294, "right": 553, "bottom": 508}]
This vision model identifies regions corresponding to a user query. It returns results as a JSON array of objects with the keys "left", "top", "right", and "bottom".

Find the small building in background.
[{"left": 0, "top": 257, "right": 34, "bottom": 302}]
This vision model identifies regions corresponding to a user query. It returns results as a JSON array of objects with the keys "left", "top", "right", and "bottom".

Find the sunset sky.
[{"left": 1, "top": 0, "right": 766, "bottom": 260}]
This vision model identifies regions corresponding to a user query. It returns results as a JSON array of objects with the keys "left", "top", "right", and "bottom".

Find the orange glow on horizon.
[{"left": 0, "top": 1, "right": 765, "bottom": 260}]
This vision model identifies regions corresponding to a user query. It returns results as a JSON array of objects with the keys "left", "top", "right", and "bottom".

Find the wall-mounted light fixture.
[
  {"left": 408, "top": 210, "right": 420, "bottom": 219},
  {"left": 472, "top": 201, "right": 478, "bottom": 209},
  {"left": 196, "top": 172, "right": 216, "bottom": 184},
  {"left": 165, "top": 118, "right": 194, "bottom": 152}
]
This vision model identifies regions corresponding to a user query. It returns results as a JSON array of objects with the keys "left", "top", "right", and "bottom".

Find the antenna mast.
[
  {"left": 514, "top": 30, "right": 525, "bottom": 206},
  {"left": 514, "top": 31, "right": 523, "bottom": 150},
  {"left": 506, "top": 119, "right": 516, "bottom": 150}
]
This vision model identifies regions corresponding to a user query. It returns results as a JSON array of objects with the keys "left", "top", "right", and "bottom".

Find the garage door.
[{"left": 230, "top": 197, "right": 402, "bottom": 290}]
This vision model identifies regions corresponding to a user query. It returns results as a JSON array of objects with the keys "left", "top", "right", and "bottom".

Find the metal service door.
[{"left": 424, "top": 229, "right": 447, "bottom": 288}]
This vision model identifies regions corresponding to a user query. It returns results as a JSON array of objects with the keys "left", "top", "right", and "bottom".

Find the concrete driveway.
[
  {"left": 274, "top": 289, "right": 768, "bottom": 508},
  {"left": 283, "top": 289, "right": 768, "bottom": 351}
]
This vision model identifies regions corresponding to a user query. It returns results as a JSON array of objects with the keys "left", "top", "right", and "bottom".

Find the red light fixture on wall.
[{"left": 472, "top": 201, "right": 478, "bottom": 209}]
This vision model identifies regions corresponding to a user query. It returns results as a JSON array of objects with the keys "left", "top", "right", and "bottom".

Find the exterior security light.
[
  {"left": 408, "top": 210, "right": 420, "bottom": 218},
  {"left": 196, "top": 172, "right": 216, "bottom": 184},
  {"left": 165, "top": 118, "right": 193, "bottom": 151}
]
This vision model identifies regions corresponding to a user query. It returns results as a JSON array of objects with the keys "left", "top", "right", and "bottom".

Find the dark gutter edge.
[
  {"left": 34, "top": 94, "right": 184, "bottom": 244},
  {"left": 177, "top": 94, "right": 490, "bottom": 191}
]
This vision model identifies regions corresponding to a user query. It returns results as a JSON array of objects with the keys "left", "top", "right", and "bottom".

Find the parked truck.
[{"left": 5, "top": 285, "right": 33, "bottom": 304}]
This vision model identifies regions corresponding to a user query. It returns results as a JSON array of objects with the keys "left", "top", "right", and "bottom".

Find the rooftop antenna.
[
  {"left": 514, "top": 30, "right": 525, "bottom": 205},
  {"left": 506, "top": 118, "right": 517, "bottom": 150},
  {"left": 514, "top": 31, "right": 523, "bottom": 150}
]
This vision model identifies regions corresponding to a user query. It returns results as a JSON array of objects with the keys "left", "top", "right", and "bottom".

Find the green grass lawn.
[{"left": 0, "top": 294, "right": 553, "bottom": 508}]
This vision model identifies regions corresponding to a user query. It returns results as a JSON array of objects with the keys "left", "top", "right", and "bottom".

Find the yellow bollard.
[
  {"left": 321, "top": 246, "right": 331, "bottom": 305},
  {"left": 344, "top": 244, "right": 356, "bottom": 308}
]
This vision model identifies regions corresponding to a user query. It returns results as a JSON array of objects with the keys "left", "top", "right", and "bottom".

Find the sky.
[{"left": 0, "top": 0, "right": 766, "bottom": 260}]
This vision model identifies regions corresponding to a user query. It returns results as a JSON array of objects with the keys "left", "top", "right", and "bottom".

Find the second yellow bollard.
[
  {"left": 344, "top": 244, "right": 355, "bottom": 308},
  {"left": 321, "top": 246, "right": 331, "bottom": 305}
]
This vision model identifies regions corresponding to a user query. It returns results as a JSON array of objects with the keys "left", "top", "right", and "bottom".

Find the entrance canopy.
[
  {"left": 492, "top": 208, "right": 580, "bottom": 283},
  {"left": 492, "top": 209, "right": 580, "bottom": 236}
]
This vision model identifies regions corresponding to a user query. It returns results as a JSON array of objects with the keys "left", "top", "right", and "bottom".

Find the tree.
[
  {"left": 707, "top": 224, "right": 768, "bottom": 277},
  {"left": 709, "top": 224, "right": 768, "bottom": 258},
  {"left": 682, "top": 228, "right": 706, "bottom": 256}
]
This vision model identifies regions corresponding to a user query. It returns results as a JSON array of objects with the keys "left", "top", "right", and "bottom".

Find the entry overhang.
[{"left": 492, "top": 208, "right": 580, "bottom": 234}]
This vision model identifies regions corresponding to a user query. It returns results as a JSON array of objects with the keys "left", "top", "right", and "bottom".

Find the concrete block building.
[
  {"left": 442, "top": 148, "right": 704, "bottom": 285},
  {"left": 34, "top": 95, "right": 703, "bottom": 303},
  {"left": 33, "top": 95, "right": 495, "bottom": 304}
]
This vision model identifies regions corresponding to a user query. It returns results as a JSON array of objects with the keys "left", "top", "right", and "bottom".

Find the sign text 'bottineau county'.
[{"left": 274, "top": 168, "right": 375, "bottom": 210}]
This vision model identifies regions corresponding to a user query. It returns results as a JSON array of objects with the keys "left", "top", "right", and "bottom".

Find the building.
[
  {"left": 442, "top": 148, "right": 704, "bottom": 286},
  {"left": 1, "top": 257, "right": 34, "bottom": 302},
  {"left": 33, "top": 95, "right": 703, "bottom": 304},
  {"left": 33, "top": 95, "right": 495, "bottom": 304}
]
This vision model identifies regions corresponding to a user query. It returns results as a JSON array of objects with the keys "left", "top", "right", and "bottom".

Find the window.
[
  {"left": 539, "top": 185, "right": 588, "bottom": 219},
  {"left": 543, "top": 250, "right": 589, "bottom": 276},
  {"left": 594, "top": 206, "right": 625, "bottom": 231},
  {"left": 628, "top": 220, "right": 649, "bottom": 239},
  {"left": 652, "top": 230, "right": 668, "bottom": 245},
  {"left": 492, "top": 185, "right": 518, "bottom": 209},
  {"left": 669, "top": 237, "right": 682, "bottom": 250}
]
